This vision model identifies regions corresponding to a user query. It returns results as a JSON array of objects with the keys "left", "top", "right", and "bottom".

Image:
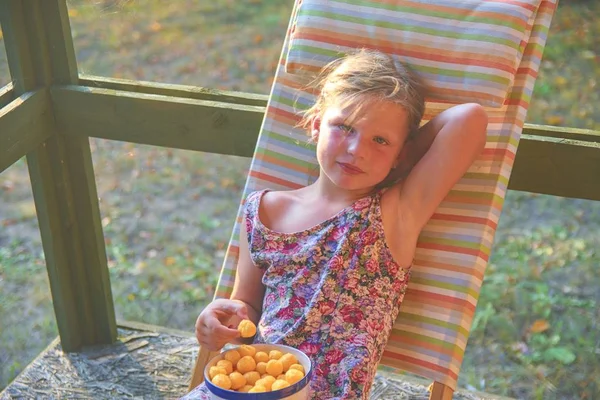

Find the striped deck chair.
[{"left": 190, "top": 0, "right": 558, "bottom": 398}]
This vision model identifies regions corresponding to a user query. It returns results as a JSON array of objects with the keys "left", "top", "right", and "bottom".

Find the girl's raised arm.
[{"left": 398, "top": 103, "right": 488, "bottom": 231}]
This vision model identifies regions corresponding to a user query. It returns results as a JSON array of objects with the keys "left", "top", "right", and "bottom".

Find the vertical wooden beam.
[
  {"left": 0, "top": 2, "right": 31, "bottom": 95},
  {"left": 0, "top": 0, "right": 116, "bottom": 351},
  {"left": 189, "top": 346, "right": 219, "bottom": 390},
  {"left": 429, "top": 382, "right": 454, "bottom": 400}
]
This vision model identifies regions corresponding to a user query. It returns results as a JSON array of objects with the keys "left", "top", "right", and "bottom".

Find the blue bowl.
[{"left": 204, "top": 343, "right": 313, "bottom": 400}]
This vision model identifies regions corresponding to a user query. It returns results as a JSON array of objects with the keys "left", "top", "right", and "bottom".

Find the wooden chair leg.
[
  {"left": 429, "top": 381, "right": 454, "bottom": 400},
  {"left": 188, "top": 345, "right": 219, "bottom": 391}
]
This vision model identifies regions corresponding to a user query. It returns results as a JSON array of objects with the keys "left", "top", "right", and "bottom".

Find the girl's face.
[{"left": 311, "top": 98, "right": 410, "bottom": 192}]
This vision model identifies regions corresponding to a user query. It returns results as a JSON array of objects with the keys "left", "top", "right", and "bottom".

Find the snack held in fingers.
[{"left": 237, "top": 319, "right": 257, "bottom": 338}]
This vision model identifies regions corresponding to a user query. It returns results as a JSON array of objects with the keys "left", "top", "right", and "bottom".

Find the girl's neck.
[{"left": 308, "top": 175, "right": 375, "bottom": 205}]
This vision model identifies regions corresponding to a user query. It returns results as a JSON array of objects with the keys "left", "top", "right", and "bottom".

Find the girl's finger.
[
  {"left": 236, "top": 309, "right": 249, "bottom": 320},
  {"left": 212, "top": 324, "right": 241, "bottom": 339},
  {"left": 216, "top": 300, "right": 247, "bottom": 317}
]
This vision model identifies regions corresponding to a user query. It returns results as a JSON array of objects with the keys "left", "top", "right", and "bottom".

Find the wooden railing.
[{"left": 1, "top": 0, "right": 599, "bottom": 352}]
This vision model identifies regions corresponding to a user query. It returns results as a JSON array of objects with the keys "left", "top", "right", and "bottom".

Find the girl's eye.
[
  {"left": 338, "top": 124, "right": 353, "bottom": 133},
  {"left": 374, "top": 136, "right": 389, "bottom": 145}
]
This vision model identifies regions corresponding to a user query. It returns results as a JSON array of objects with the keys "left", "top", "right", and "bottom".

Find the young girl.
[{"left": 188, "top": 49, "right": 487, "bottom": 399}]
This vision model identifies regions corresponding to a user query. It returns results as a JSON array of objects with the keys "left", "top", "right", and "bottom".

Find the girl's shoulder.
[
  {"left": 245, "top": 188, "right": 303, "bottom": 231},
  {"left": 245, "top": 188, "right": 300, "bottom": 208}
]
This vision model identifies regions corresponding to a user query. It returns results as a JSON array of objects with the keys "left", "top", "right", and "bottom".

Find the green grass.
[
  {"left": 460, "top": 191, "right": 600, "bottom": 398},
  {"left": 1, "top": 0, "right": 600, "bottom": 398},
  {"left": 0, "top": 241, "right": 56, "bottom": 387},
  {"left": 529, "top": 1, "right": 600, "bottom": 130}
]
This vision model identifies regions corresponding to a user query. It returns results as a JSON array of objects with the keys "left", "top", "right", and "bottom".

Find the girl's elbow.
[{"left": 463, "top": 103, "right": 488, "bottom": 149}]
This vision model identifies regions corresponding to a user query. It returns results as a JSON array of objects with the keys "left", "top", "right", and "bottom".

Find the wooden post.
[
  {"left": 0, "top": 0, "right": 116, "bottom": 351},
  {"left": 189, "top": 346, "right": 220, "bottom": 391},
  {"left": 429, "top": 381, "right": 454, "bottom": 400}
]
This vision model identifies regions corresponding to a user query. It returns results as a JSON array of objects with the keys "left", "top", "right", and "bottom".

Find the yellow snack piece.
[
  {"left": 262, "top": 375, "right": 276, "bottom": 385},
  {"left": 285, "top": 368, "right": 304, "bottom": 385},
  {"left": 289, "top": 363, "right": 305, "bottom": 374},
  {"left": 279, "top": 353, "right": 298, "bottom": 372},
  {"left": 211, "top": 374, "right": 232, "bottom": 390},
  {"left": 224, "top": 350, "right": 241, "bottom": 365},
  {"left": 255, "top": 376, "right": 275, "bottom": 391},
  {"left": 254, "top": 351, "right": 269, "bottom": 363},
  {"left": 243, "top": 371, "right": 261, "bottom": 386},
  {"left": 268, "top": 349, "right": 283, "bottom": 360},
  {"left": 216, "top": 359, "right": 233, "bottom": 375},
  {"left": 229, "top": 371, "right": 246, "bottom": 390},
  {"left": 266, "top": 359, "right": 284, "bottom": 377},
  {"left": 255, "top": 361, "right": 268, "bottom": 375},
  {"left": 209, "top": 345, "right": 306, "bottom": 393},
  {"left": 236, "top": 355, "right": 257, "bottom": 374},
  {"left": 238, "top": 385, "right": 254, "bottom": 393},
  {"left": 208, "top": 366, "right": 227, "bottom": 380},
  {"left": 238, "top": 344, "right": 257, "bottom": 358},
  {"left": 248, "top": 385, "right": 267, "bottom": 393},
  {"left": 237, "top": 319, "right": 257, "bottom": 338},
  {"left": 272, "top": 379, "right": 291, "bottom": 391}
]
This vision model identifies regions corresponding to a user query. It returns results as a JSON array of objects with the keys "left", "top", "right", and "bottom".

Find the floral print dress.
[
  {"left": 183, "top": 189, "right": 411, "bottom": 400},
  {"left": 247, "top": 189, "right": 411, "bottom": 399}
]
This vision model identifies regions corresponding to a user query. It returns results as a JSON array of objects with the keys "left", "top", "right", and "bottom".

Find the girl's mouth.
[{"left": 337, "top": 162, "right": 364, "bottom": 174}]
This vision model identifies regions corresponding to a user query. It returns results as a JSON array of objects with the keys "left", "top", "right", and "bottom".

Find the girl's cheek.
[
  {"left": 376, "top": 148, "right": 400, "bottom": 168},
  {"left": 326, "top": 131, "right": 347, "bottom": 148},
  {"left": 372, "top": 145, "right": 394, "bottom": 157},
  {"left": 329, "top": 127, "right": 345, "bottom": 140}
]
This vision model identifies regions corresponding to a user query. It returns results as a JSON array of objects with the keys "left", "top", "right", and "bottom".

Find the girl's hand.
[{"left": 195, "top": 299, "right": 249, "bottom": 351}]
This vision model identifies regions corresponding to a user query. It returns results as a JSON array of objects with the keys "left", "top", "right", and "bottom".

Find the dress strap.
[{"left": 243, "top": 190, "right": 267, "bottom": 244}]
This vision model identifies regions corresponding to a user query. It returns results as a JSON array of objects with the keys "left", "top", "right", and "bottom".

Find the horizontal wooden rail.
[
  {"left": 523, "top": 123, "right": 600, "bottom": 143},
  {"left": 0, "top": 89, "right": 53, "bottom": 173},
  {"left": 57, "top": 82, "right": 600, "bottom": 201},
  {"left": 511, "top": 132, "right": 600, "bottom": 201},
  {"left": 50, "top": 85, "right": 266, "bottom": 158},
  {"left": 1, "top": 81, "right": 598, "bottom": 201},
  {"left": 79, "top": 74, "right": 268, "bottom": 107},
  {"left": 0, "top": 82, "right": 15, "bottom": 108}
]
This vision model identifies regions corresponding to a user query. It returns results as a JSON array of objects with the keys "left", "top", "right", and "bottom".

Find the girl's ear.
[{"left": 311, "top": 116, "right": 321, "bottom": 142}]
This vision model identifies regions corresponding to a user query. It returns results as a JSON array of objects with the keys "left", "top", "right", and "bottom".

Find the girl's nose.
[{"left": 346, "top": 134, "right": 367, "bottom": 157}]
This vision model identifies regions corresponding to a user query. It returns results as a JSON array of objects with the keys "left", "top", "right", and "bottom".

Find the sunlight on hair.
[{"left": 299, "top": 49, "right": 427, "bottom": 139}]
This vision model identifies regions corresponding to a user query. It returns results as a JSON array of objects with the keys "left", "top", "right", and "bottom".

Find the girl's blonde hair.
[{"left": 299, "top": 49, "right": 427, "bottom": 139}]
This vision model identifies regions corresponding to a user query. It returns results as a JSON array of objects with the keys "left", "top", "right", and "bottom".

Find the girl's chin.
[{"left": 322, "top": 168, "right": 386, "bottom": 190}]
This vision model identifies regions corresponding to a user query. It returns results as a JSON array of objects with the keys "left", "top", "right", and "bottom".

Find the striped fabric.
[
  {"left": 286, "top": 0, "right": 542, "bottom": 107},
  {"left": 213, "top": 0, "right": 556, "bottom": 391}
]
